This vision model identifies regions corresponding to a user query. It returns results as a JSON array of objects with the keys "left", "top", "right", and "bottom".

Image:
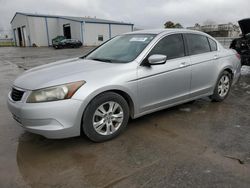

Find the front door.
[{"left": 138, "top": 34, "right": 191, "bottom": 114}]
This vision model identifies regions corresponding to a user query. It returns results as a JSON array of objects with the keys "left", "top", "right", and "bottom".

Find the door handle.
[
  {"left": 179, "top": 62, "right": 188, "bottom": 68},
  {"left": 214, "top": 55, "right": 219, "bottom": 59}
]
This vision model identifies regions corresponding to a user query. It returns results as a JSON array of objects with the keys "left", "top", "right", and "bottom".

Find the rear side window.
[
  {"left": 208, "top": 38, "right": 217, "bottom": 51},
  {"left": 186, "top": 34, "right": 211, "bottom": 55},
  {"left": 149, "top": 34, "right": 185, "bottom": 60}
]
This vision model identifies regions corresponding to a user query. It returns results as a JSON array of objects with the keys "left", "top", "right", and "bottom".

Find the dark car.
[
  {"left": 52, "top": 36, "right": 66, "bottom": 47},
  {"left": 230, "top": 18, "right": 250, "bottom": 66},
  {"left": 53, "top": 39, "right": 82, "bottom": 49}
]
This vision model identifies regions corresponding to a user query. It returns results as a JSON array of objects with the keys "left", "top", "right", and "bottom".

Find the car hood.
[
  {"left": 238, "top": 18, "right": 250, "bottom": 36},
  {"left": 13, "top": 58, "right": 122, "bottom": 90}
]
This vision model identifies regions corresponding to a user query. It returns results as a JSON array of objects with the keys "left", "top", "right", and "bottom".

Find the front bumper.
[{"left": 7, "top": 93, "right": 84, "bottom": 139}]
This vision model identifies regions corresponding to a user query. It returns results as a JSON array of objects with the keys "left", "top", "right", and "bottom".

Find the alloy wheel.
[
  {"left": 93, "top": 101, "right": 124, "bottom": 136},
  {"left": 218, "top": 75, "right": 230, "bottom": 97}
]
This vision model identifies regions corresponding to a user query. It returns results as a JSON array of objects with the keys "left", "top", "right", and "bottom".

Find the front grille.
[{"left": 11, "top": 88, "right": 25, "bottom": 101}]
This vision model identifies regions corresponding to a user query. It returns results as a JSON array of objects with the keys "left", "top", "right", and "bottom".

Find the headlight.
[{"left": 27, "top": 81, "right": 85, "bottom": 103}]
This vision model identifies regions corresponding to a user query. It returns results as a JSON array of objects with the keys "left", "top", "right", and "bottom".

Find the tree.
[
  {"left": 175, "top": 23, "right": 183, "bottom": 28},
  {"left": 164, "top": 21, "right": 175, "bottom": 28},
  {"left": 164, "top": 21, "right": 183, "bottom": 29},
  {"left": 195, "top": 23, "right": 201, "bottom": 27}
]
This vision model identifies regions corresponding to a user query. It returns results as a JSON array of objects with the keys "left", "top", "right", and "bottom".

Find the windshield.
[{"left": 86, "top": 34, "right": 156, "bottom": 63}]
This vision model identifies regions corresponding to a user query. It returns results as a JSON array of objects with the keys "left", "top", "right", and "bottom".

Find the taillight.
[{"left": 236, "top": 53, "right": 241, "bottom": 60}]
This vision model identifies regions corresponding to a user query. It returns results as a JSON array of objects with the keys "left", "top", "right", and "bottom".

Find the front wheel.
[
  {"left": 82, "top": 92, "right": 129, "bottom": 142},
  {"left": 210, "top": 71, "right": 232, "bottom": 102}
]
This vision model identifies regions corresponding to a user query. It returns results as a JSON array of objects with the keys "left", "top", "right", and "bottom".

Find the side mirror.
[{"left": 148, "top": 54, "right": 167, "bottom": 65}]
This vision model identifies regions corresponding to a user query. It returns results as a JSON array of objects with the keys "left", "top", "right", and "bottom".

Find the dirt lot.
[{"left": 0, "top": 47, "right": 250, "bottom": 188}]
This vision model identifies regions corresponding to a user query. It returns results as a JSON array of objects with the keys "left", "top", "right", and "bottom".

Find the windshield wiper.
[
  {"left": 80, "top": 55, "right": 87, "bottom": 59},
  {"left": 90, "top": 58, "right": 114, "bottom": 63},
  {"left": 86, "top": 58, "right": 126, "bottom": 63}
]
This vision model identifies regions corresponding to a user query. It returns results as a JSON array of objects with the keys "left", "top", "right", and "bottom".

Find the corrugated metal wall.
[{"left": 11, "top": 14, "right": 133, "bottom": 47}]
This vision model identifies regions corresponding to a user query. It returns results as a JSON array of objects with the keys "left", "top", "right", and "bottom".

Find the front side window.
[
  {"left": 86, "top": 34, "right": 156, "bottom": 63},
  {"left": 186, "top": 34, "right": 211, "bottom": 55},
  {"left": 149, "top": 34, "right": 185, "bottom": 60}
]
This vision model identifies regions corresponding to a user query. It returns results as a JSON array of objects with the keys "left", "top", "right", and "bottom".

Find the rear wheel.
[
  {"left": 210, "top": 71, "right": 232, "bottom": 102},
  {"left": 82, "top": 92, "right": 129, "bottom": 142}
]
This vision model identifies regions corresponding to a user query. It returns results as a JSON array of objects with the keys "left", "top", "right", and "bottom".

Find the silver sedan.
[{"left": 7, "top": 29, "right": 241, "bottom": 142}]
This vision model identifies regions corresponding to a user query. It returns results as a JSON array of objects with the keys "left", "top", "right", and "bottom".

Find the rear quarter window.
[
  {"left": 186, "top": 34, "right": 211, "bottom": 55},
  {"left": 208, "top": 38, "right": 217, "bottom": 51}
]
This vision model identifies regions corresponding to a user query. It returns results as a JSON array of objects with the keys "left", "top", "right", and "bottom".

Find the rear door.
[{"left": 184, "top": 34, "right": 219, "bottom": 97}]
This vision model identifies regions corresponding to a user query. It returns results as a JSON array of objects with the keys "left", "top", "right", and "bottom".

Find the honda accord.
[{"left": 7, "top": 29, "right": 241, "bottom": 142}]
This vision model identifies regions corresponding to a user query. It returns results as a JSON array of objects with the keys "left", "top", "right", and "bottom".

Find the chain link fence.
[
  {"left": 0, "top": 37, "right": 237, "bottom": 48},
  {"left": 215, "top": 37, "right": 236, "bottom": 48},
  {"left": 0, "top": 38, "right": 15, "bottom": 47}
]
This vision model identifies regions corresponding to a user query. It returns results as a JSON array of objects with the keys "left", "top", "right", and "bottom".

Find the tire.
[
  {"left": 210, "top": 71, "right": 232, "bottom": 102},
  {"left": 186, "top": 100, "right": 196, "bottom": 104},
  {"left": 82, "top": 92, "right": 129, "bottom": 142}
]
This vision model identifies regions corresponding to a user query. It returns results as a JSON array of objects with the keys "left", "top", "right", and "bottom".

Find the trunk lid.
[{"left": 238, "top": 18, "right": 250, "bottom": 36}]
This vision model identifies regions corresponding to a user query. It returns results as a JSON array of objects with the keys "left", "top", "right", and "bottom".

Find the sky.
[{"left": 0, "top": 0, "right": 249, "bottom": 31}]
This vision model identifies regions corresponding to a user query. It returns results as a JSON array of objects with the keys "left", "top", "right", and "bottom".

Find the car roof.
[{"left": 125, "top": 28, "right": 207, "bottom": 35}]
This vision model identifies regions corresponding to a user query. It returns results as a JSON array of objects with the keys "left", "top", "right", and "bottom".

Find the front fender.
[{"left": 72, "top": 83, "right": 139, "bottom": 123}]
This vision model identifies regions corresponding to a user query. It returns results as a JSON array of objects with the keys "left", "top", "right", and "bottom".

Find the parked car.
[
  {"left": 8, "top": 29, "right": 241, "bottom": 142},
  {"left": 230, "top": 18, "right": 250, "bottom": 66},
  {"left": 53, "top": 39, "right": 82, "bottom": 49},
  {"left": 52, "top": 36, "right": 66, "bottom": 47}
]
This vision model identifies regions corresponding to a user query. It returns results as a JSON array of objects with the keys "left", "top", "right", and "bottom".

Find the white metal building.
[{"left": 11, "top": 12, "right": 134, "bottom": 47}]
